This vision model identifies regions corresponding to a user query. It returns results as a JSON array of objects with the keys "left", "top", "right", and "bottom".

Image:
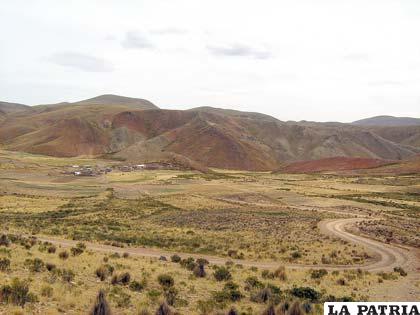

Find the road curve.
[{"left": 35, "top": 217, "right": 418, "bottom": 272}]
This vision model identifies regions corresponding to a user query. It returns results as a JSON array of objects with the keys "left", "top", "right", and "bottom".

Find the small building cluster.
[
  {"left": 64, "top": 165, "right": 112, "bottom": 177},
  {"left": 64, "top": 162, "right": 180, "bottom": 177}
]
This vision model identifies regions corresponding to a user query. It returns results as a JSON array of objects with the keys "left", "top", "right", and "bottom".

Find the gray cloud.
[
  {"left": 343, "top": 53, "right": 370, "bottom": 61},
  {"left": 48, "top": 52, "right": 113, "bottom": 72},
  {"left": 121, "top": 31, "right": 154, "bottom": 49},
  {"left": 207, "top": 44, "right": 271, "bottom": 59},
  {"left": 150, "top": 27, "right": 187, "bottom": 35}
]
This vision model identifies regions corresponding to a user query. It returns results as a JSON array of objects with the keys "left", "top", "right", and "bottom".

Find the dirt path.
[{"left": 36, "top": 218, "right": 418, "bottom": 272}]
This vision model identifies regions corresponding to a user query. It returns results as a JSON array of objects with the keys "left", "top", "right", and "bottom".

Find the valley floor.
[{"left": 0, "top": 150, "right": 419, "bottom": 314}]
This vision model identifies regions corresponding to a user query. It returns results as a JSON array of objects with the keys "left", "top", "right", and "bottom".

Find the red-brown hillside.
[
  {"left": 275, "top": 157, "right": 396, "bottom": 173},
  {"left": 0, "top": 95, "right": 419, "bottom": 171}
]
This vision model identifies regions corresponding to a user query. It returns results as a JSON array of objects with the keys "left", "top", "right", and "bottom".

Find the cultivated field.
[{"left": 0, "top": 150, "right": 419, "bottom": 314}]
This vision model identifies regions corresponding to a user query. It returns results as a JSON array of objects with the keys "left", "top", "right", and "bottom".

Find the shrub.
[
  {"left": 213, "top": 281, "right": 242, "bottom": 303},
  {"left": 58, "top": 250, "right": 69, "bottom": 260},
  {"left": 213, "top": 266, "right": 232, "bottom": 281},
  {"left": 123, "top": 252, "right": 129, "bottom": 258},
  {"left": 158, "top": 274, "right": 175, "bottom": 288},
  {"left": 393, "top": 267, "right": 407, "bottom": 277},
  {"left": 96, "top": 264, "right": 114, "bottom": 281},
  {"left": 244, "top": 276, "right": 263, "bottom": 291},
  {"left": 156, "top": 302, "right": 173, "bottom": 315},
  {"left": 227, "top": 308, "right": 238, "bottom": 315},
  {"left": 0, "top": 235, "right": 10, "bottom": 247},
  {"left": 310, "top": 269, "right": 328, "bottom": 279},
  {"left": 0, "top": 258, "right": 10, "bottom": 271},
  {"left": 262, "top": 270, "right": 275, "bottom": 279},
  {"left": 337, "top": 278, "right": 346, "bottom": 286},
  {"left": 274, "top": 266, "right": 287, "bottom": 281},
  {"left": 193, "top": 264, "right": 206, "bottom": 278},
  {"left": 70, "top": 246, "right": 84, "bottom": 256},
  {"left": 129, "top": 280, "right": 144, "bottom": 292},
  {"left": 250, "top": 287, "right": 272, "bottom": 303},
  {"left": 291, "top": 251, "right": 302, "bottom": 259},
  {"left": 0, "top": 278, "right": 37, "bottom": 306},
  {"left": 76, "top": 242, "right": 86, "bottom": 250},
  {"left": 111, "top": 272, "right": 131, "bottom": 285},
  {"left": 291, "top": 287, "right": 320, "bottom": 301},
  {"left": 262, "top": 305, "right": 276, "bottom": 315},
  {"left": 90, "top": 289, "right": 111, "bottom": 315},
  {"left": 171, "top": 254, "right": 181, "bottom": 263},
  {"left": 180, "top": 257, "right": 196, "bottom": 270},
  {"left": 289, "top": 301, "right": 304, "bottom": 315},
  {"left": 46, "top": 263, "right": 56, "bottom": 272},
  {"left": 47, "top": 245, "right": 56, "bottom": 254},
  {"left": 120, "top": 272, "right": 131, "bottom": 285},
  {"left": 164, "top": 286, "right": 178, "bottom": 306},
  {"left": 24, "top": 258, "right": 45, "bottom": 272}
]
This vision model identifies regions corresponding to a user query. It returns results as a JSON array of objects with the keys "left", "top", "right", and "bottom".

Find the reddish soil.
[{"left": 277, "top": 156, "right": 395, "bottom": 173}]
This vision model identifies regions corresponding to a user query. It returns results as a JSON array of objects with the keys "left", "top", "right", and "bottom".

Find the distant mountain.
[
  {"left": 353, "top": 115, "right": 420, "bottom": 126},
  {"left": 0, "top": 101, "right": 31, "bottom": 115},
  {"left": 73, "top": 94, "right": 158, "bottom": 110},
  {"left": 0, "top": 96, "right": 419, "bottom": 170}
]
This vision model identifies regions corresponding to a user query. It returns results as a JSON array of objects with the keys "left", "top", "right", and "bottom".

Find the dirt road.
[{"left": 36, "top": 217, "right": 418, "bottom": 272}]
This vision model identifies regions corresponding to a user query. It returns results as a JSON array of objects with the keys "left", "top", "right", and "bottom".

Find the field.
[{"left": 0, "top": 150, "right": 419, "bottom": 314}]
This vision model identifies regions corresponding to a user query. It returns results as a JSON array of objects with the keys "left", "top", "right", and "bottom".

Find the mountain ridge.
[{"left": 0, "top": 95, "right": 419, "bottom": 170}]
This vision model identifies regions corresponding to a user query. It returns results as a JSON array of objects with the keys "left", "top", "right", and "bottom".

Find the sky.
[{"left": 1, "top": 0, "right": 420, "bottom": 122}]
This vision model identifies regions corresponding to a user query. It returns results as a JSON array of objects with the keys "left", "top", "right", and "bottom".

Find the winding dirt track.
[{"left": 36, "top": 217, "right": 418, "bottom": 273}]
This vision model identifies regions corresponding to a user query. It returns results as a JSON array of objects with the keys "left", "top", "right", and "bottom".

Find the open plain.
[{"left": 0, "top": 149, "right": 418, "bottom": 314}]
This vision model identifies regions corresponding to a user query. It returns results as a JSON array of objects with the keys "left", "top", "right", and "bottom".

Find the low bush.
[
  {"left": 393, "top": 267, "right": 407, "bottom": 277},
  {"left": 213, "top": 266, "right": 232, "bottom": 281},
  {"left": 310, "top": 269, "right": 328, "bottom": 279},
  {"left": 193, "top": 264, "right": 206, "bottom": 278},
  {"left": 129, "top": 280, "right": 144, "bottom": 292},
  {"left": 213, "top": 281, "right": 242, "bottom": 303},
  {"left": 95, "top": 264, "right": 114, "bottom": 281},
  {"left": 24, "top": 258, "right": 45, "bottom": 272},
  {"left": 0, "top": 278, "right": 37, "bottom": 306},
  {"left": 290, "top": 287, "right": 321, "bottom": 301},
  {"left": 45, "top": 263, "right": 56, "bottom": 272},
  {"left": 58, "top": 250, "right": 69, "bottom": 260},
  {"left": 158, "top": 274, "right": 175, "bottom": 288},
  {"left": 274, "top": 266, "right": 287, "bottom": 281},
  {"left": 171, "top": 254, "right": 181, "bottom": 263},
  {"left": 262, "top": 270, "right": 275, "bottom": 279},
  {"left": 244, "top": 276, "right": 263, "bottom": 291},
  {"left": 90, "top": 289, "right": 111, "bottom": 315},
  {"left": 0, "top": 235, "right": 10, "bottom": 247},
  {"left": 111, "top": 272, "right": 131, "bottom": 285},
  {"left": 164, "top": 286, "right": 178, "bottom": 306}
]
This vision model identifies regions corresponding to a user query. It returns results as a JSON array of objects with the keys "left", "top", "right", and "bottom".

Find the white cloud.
[
  {"left": 48, "top": 52, "right": 113, "bottom": 72},
  {"left": 1, "top": 0, "right": 420, "bottom": 121},
  {"left": 121, "top": 31, "right": 154, "bottom": 49}
]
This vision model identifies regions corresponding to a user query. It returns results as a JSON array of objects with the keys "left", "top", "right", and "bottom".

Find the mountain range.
[{"left": 0, "top": 94, "right": 419, "bottom": 171}]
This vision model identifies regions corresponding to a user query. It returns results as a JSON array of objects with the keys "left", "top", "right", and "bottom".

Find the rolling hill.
[
  {"left": 0, "top": 95, "right": 419, "bottom": 170},
  {"left": 353, "top": 115, "right": 420, "bottom": 126}
]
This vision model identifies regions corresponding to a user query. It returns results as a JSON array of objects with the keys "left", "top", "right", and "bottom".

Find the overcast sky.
[{"left": 1, "top": 0, "right": 420, "bottom": 122}]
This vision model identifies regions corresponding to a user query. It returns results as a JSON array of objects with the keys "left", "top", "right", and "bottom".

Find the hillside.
[
  {"left": 0, "top": 96, "right": 419, "bottom": 170},
  {"left": 353, "top": 115, "right": 420, "bottom": 126},
  {"left": 274, "top": 157, "right": 395, "bottom": 173}
]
